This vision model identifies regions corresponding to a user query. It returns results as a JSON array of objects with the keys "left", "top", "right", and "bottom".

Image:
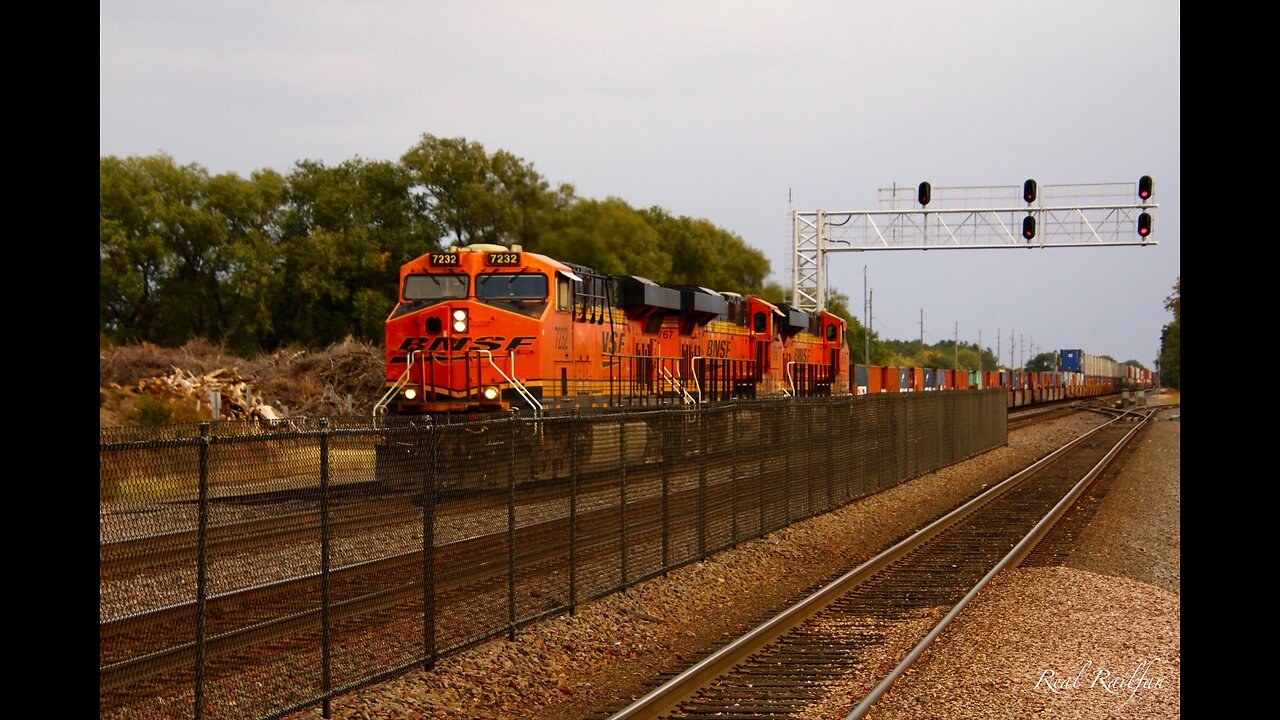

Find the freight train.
[
  {"left": 376, "top": 243, "right": 850, "bottom": 416},
  {"left": 375, "top": 243, "right": 1153, "bottom": 417},
  {"left": 371, "top": 243, "right": 1154, "bottom": 491}
]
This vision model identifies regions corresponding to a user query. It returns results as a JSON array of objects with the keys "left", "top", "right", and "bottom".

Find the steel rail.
[
  {"left": 604, "top": 415, "right": 1126, "bottom": 719},
  {"left": 101, "top": 478, "right": 711, "bottom": 693},
  {"left": 844, "top": 408, "right": 1154, "bottom": 718}
]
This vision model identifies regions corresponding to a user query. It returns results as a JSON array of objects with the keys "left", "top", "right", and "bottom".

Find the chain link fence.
[{"left": 100, "top": 390, "right": 1006, "bottom": 719}]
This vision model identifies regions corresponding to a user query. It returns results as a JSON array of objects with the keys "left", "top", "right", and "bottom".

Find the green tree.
[
  {"left": 637, "top": 207, "right": 770, "bottom": 293},
  {"left": 401, "top": 134, "right": 563, "bottom": 248},
  {"left": 1025, "top": 351, "right": 1056, "bottom": 372},
  {"left": 204, "top": 169, "right": 286, "bottom": 353},
  {"left": 101, "top": 155, "right": 170, "bottom": 343},
  {"left": 275, "top": 157, "right": 440, "bottom": 346},
  {"left": 532, "top": 197, "right": 671, "bottom": 278},
  {"left": 1158, "top": 277, "right": 1180, "bottom": 389},
  {"left": 488, "top": 149, "right": 574, "bottom": 248},
  {"left": 878, "top": 338, "right": 998, "bottom": 371},
  {"left": 100, "top": 154, "right": 226, "bottom": 347}
]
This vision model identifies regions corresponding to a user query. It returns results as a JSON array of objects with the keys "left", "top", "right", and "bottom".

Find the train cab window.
[
  {"left": 826, "top": 323, "right": 838, "bottom": 342},
  {"left": 477, "top": 273, "right": 549, "bottom": 318},
  {"left": 404, "top": 274, "right": 469, "bottom": 301},
  {"left": 556, "top": 276, "right": 572, "bottom": 311},
  {"left": 754, "top": 311, "right": 766, "bottom": 333},
  {"left": 478, "top": 273, "right": 548, "bottom": 299},
  {"left": 727, "top": 300, "right": 747, "bottom": 326}
]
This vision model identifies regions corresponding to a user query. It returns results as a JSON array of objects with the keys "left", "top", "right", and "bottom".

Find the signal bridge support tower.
[{"left": 791, "top": 178, "right": 1158, "bottom": 312}]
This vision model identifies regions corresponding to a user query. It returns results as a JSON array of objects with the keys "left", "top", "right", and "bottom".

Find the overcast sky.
[{"left": 101, "top": 1, "right": 1180, "bottom": 368}]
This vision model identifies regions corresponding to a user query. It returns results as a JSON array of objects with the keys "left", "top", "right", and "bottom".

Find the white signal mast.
[{"left": 791, "top": 177, "right": 1158, "bottom": 311}]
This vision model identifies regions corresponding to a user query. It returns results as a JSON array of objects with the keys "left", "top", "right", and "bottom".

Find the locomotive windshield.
[
  {"left": 477, "top": 273, "right": 547, "bottom": 300},
  {"left": 477, "top": 272, "right": 548, "bottom": 318},
  {"left": 404, "top": 273, "right": 468, "bottom": 301}
]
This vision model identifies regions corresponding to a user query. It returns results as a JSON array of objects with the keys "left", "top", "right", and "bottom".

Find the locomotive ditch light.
[
  {"left": 452, "top": 308, "right": 468, "bottom": 333},
  {"left": 481, "top": 386, "right": 500, "bottom": 402},
  {"left": 404, "top": 388, "right": 418, "bottom": 400}
]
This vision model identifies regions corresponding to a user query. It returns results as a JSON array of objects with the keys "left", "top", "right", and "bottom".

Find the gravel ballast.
[{"left": 293, "top": 396, "right": 1180, "bottom": 720}]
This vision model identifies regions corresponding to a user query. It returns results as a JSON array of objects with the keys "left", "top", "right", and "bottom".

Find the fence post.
[
  {"left": 826, "top": 400, "right": 834, "bottom": 511},
  {"left": 320, "top": 418, "right": 332, "bottom": 718},
  {"left": 619, "top": 415, "right": 628, "bottom": 586},
  {"left": 758, "top": 403, "right": 766, "bottom": 536},
  {"left": 661, "top": 411, "right": 670, "bottom": 573},
  {"left": 508, "top": 416, "right": 517, "bottom": 641},
  {"left": 422, "top": 424, "right": 437, "bottom": 668},
  {"left": 195, "top": 422, "right": 210, "bottom": 720},
  {"left": 697, "top": 407, "right": 707, "bottom": 558},
  {"left": 784, "top": 403, "right": 792, "bottom": 526},
  {"left": 569, "top": 414, "right": 579, "bottom": 611},
  {"left": 730, "top": 407, "right": 738, "bottom": 547}
]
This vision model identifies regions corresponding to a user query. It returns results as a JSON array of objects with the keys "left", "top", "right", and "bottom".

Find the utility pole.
[
  {"left": 919, "top": 308, "right": 924, "bottom": 358},
  {"left": 863, "top": 266, "right": 870, "bottom": 365}
]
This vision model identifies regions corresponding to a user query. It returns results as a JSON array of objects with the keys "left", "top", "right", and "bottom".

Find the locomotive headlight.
[
  {"left": 403, "top": 388, "right": 418, "bottom": 400},
  {"left": 481, "top": 386, "right": 500, "bottom": 402},
  {"left": 451, "top": 308, "right": 468, "bottom": 333}
]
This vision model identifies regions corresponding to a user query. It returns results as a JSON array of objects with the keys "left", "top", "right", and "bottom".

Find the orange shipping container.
[
  {"left": 867, "top": 365, "right": 883, "bottom": 393},
  {"left": 883, "top": 366, "right": 899, "bottom": 392}
]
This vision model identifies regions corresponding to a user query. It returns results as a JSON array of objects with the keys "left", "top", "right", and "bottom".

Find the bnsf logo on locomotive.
[
  {"left": 705, "top": 339, "right": 732, "bottom": 358},
  {"left": 395, "top": 336, "right": 536, "bottom": 359}
]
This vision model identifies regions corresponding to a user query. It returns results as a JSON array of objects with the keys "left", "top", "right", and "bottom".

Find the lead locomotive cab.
[{"left": 378, "top": 243, "right": 569, "bottom": 416}]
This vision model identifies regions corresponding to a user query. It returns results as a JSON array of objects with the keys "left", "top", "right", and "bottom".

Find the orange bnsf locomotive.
[{"left": 375, "top": 244, "right": 850, "bottom": 416}]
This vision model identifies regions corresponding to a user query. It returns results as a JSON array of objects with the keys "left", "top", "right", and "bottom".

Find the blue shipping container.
[{"left": 1060, "top": 349, "right": 1083, "bottom": 373}]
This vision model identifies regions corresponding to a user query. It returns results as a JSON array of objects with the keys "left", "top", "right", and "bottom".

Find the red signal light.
[
  {"left": 1022, "top": 216, "right": 1036, "bottom": 240},
  {"left": 1138, "top": 175, "right": 1154, "bottom": 201},
  {"left": 917, "top": 181, "right": 932, "bottom": 207},
  {"left": 1137, "top": 212, "right": 1152, "bottom": 237}
]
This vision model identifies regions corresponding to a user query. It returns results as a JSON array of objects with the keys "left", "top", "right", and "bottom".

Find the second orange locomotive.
[{"left": 377, "top": 244, "right": 850, "bottom": 415}]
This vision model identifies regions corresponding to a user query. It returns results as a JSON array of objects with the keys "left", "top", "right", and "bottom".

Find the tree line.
[
  {"left": 1159, "top": 278, "right": 1179, "bottom": 389},
  {"left": 104, "top": 134, "right": 883, "bottom": 356},
  {"left": 876, "top": 339, "right": 1001, "bottom": 373},
  {"left": 102, "top": 133, "right": 1176, "bottom": 379}
]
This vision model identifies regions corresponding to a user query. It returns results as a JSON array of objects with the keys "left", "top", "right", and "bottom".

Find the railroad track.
[
  {"left": 101, "top": 398, "right": 1026, "bottom": 717},
  {"left": 595, "top": 408, "right": 1154, "bottom": 719},
  {"left": 99, "top": 449, "right": 797, "bottom": 709},
  {"left": 99, "top": 442, "right": 748, "bottom": 579}
]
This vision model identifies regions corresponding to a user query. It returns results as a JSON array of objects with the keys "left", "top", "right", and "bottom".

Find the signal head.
[
  {"left": 917, "top": 181, "right": 931, "bottom": 207},
  {"left": 1023, "top": 179, "right": 1037, "bottom": 204},
  {"left": 1138, "top": 175, "right": 1154, "bottom": 201}
]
